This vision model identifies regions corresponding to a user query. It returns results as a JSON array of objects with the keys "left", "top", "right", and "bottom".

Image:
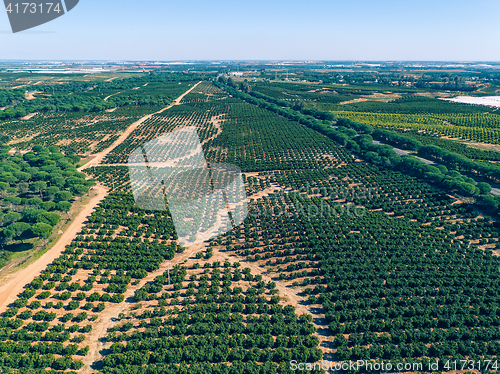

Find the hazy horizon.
[
  {"left": 1, "top": 0, "right": 500, "bottom": 61},
  {"left": 1, "top": 60, "right": 500, "bottom": 64}
]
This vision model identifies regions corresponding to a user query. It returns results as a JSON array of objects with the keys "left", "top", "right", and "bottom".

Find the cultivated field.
[{"left": 0, "top": 70, "right": 499, "bottom": 373}]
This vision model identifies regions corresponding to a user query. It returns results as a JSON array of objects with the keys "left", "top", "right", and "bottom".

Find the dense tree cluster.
[
  {"left": 0, "top": 90, "right": 24, "bottom": 108},
  {"left": 0, "top": 145, "right": 91, "bottom": 267}
]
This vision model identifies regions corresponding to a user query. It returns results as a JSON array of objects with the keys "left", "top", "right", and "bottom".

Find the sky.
[{"left": 0, "top": 0, "right": 499, "bottom": 61}]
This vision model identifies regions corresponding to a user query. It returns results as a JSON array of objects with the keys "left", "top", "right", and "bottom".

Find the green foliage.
[
  {"left": 391, "top": 129, "right": 500, "bottom": 161},
  {"left": 0, "top": 146, "right": 91, "bottom": 261},
  {"left": 335, "top": 110, "right": 500, "bottom": 144},
  {"left": 31, "top": 223, "right": 52, "bottom": 240}
]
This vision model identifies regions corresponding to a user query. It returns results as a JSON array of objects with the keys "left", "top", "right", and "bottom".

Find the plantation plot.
[
  {"left": 100, "top": 262, "right": 322, "bottom": 374},
  {"left": 102, "top": 103, "right": 227, "bottom": 165},
  {"left": 390, "top": 129, "right": 500, "bottom": 162},
  {"left": 103, "top": 82, "right": 351, "bottom": 173},
  {"left": 179, "top": 81, "right": 228, "bottom": 104},
  {"left": 104, "top": 82, "right": 195, "bottom": 108},
  {"left": 203, "top": 102, "right": 352, "bottom": 172},
  {"left": 334, "top": 110, "right": 500, "bottom": 144},
  {"left": 251, "top": 82, "right": 363, "bottom": 104},
  {"left": 2, "top": 78, "right": 500, "bottom": 373},
  {"left": 214, "top": 160, "right": 500, "bottom": 366},
  {"left": 1, "top": 106, "right": 161, "bottom": 156}
]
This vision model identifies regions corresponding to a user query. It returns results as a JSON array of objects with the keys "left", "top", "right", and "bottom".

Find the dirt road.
[
  {"left": 21, "top": 112, "right": 38, "bottom": 120},
  {"left": 0, "top": 185, "right": 108, "bottom": 313},
  {"left": 79, "top": 81, "right": 202, "bottom": 171},
  {"left": 103, "top": 92, "right": 121, "bottom": 102}
]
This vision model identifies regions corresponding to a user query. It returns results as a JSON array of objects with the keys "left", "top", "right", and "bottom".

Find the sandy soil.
[
  {"left": 339, "top": 92, "right": 401, "bottom": 105},
  {"left": 461, "top": 141, "right": 500, "bottom": 153},
  {"left": 11, "top": 84, "right": 28, "bottom": 90},
  {"left": 79, "top": 81, "right": 202, "bottom": 171},
  {"left": 21, "top": 112, "right": 38, "bottom": 120},
  {"left": 25, "top": 91, "right": 38, "bottom": 100},
  {"left": 0, "top": 185, "right": 108, "bottom": 314},
  {"left": 243, "top": 172, "right": 261, "bottom": 178},
  {"left": 247, "top": 185, "right": 284, "bottom": 200},
  {"left": 338, "top": 98, "right": 369, "bottom": 105}
]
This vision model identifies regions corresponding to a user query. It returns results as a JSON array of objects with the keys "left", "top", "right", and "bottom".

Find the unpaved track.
[
  {"left": 79, "top": 81, "right": 202, "bottom": 171},
  {"left": 21, "top": 112, "right": 38, "bottom": 120},
  {"left": 0, "top": 185, "right": 108, "bottom": 313},
  {"left": 247, "top": 184, "right": 285, "bottom": 200},
  {"left": 103, "top": 92, "right": 121, "bottom": 102},
  {"left": 0, "top": 83, "right": 202, "bottom": 313}
]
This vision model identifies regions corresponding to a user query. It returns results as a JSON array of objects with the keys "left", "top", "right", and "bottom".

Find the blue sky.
[{"left": 1, "top": 0, "right": 499, "bottom": 61}]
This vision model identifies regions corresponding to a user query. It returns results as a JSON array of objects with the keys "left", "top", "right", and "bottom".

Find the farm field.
[
  {"left": 0, "top": 69, "right": 499, "bottom": 374},
  {"left": 2, "top": 107, "right": 158, "bottom": 155},
  {"left": 333, "top": 111, "right": 500, "bottom": 144}
]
